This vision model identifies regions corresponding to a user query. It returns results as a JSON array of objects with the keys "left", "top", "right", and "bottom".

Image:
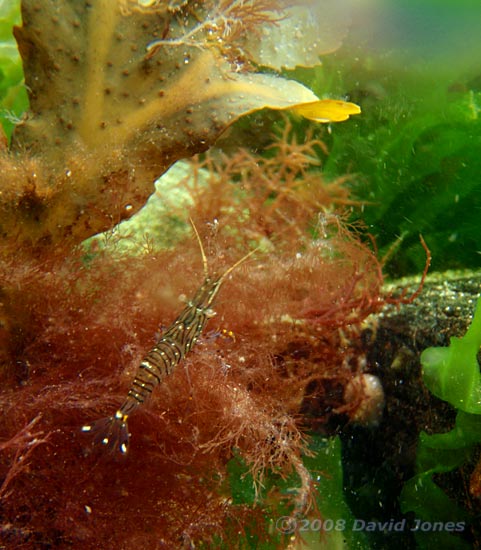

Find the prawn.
[{"left": 82, "top": 221, "right": 255, "bottom": 454}]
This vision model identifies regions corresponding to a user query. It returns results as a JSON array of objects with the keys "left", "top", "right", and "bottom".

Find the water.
[{"left": 1, "top": 1, "right": 480, "bottom": 549}]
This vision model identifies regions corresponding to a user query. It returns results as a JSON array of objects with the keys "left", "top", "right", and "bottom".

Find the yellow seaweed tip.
[{"left": 290, "top": 99, "right": 361, "bottom": 123}]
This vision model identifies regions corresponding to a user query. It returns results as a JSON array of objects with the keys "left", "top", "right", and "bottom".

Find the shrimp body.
[
  {"left": 81, "top": 275, "right": 221, "bottom": 454},
  {"left": 82, "top": 223, "right": 255, "bottom": 454}
]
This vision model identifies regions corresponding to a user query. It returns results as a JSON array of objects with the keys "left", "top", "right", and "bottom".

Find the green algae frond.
[
  {"left": 400, "top": 298, "right": 481, "bottom": 549},
  {"left": 421, "top": 298, "right": 481, "bottom": 414}
]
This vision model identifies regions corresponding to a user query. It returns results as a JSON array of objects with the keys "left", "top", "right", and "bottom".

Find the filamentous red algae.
[
  {"left": 0, "top": 131, "right": 386, "bottom": 549},
  {"left": 0, "top": 1, "right": 373, "bottom": 547}
]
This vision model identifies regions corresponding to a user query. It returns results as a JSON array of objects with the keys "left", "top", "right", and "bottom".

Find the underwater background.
[
  {"left": 1, "top": 0, "right": 481, "bottom": 549},
  {"left": 303, "top": 0, "right": 481, "bottom": 277}
]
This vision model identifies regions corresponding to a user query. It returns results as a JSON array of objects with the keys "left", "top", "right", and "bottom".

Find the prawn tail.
[{"left": 81, "top": 411, "right": 130, "bottom": 455}]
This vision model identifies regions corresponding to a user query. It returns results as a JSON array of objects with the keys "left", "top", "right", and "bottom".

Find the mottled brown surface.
[{"left": 3, "top": 0, "right": 332, "bottom": 253}]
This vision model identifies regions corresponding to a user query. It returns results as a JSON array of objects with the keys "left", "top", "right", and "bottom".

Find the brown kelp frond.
[
  {"left": 119, "top": 0, "right": 189, "bottom": 16},
  {"left": 248, "top": 0, "right": 352, "bottom": 70},
  {"left": 143, "top": 0, "right": 284, "bottom": 64},
  {"left": 6, "top": 0, "right": 354, "bottom": 253},
  {"left": 124, "top": 0, "right": 350, "bottom": 72}
]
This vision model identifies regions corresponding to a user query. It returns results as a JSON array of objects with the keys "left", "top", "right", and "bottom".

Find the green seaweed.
[
  {"left": 400, "top": 298, "right": 481, "bottom": 549},
  {"left": 421, "top": 298, "right": 481, "bottom": 413},
  {"left": 338, "top": 68, "right": 481, "bottom": 276},
  {"left": 302, "top": 436, "right": 370, "bottom": 550},
  {"left": 221, "top": 436, "right": 370, "bottom": 550},
  {"left": 0, "top": 0, "right": 27, "bottom": 139},
  {"left": 291, "top": 8, "right": 481, "bottom": 277},
  {"left": 401, "top": 473, "right": 470, "bottom": 550}
]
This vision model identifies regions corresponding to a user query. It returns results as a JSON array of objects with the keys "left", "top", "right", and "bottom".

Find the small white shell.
[{"left": 344, "top": 374, "right": 385, "bottom": 426}]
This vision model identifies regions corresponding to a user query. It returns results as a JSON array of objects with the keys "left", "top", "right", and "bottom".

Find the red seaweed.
[{"left": 0, "top": 125, "right": 387, "bottom": 548}]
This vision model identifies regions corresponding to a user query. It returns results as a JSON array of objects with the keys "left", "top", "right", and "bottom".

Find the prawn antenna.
[
  {"left": 218, "top": 245, "right": 259, "bottom": 284},
  {"left": 189, "top": 217, "right": 209, "bottom": 279},
  {"left": 189, "top": 217, "right": 259, "bottom": 283}
]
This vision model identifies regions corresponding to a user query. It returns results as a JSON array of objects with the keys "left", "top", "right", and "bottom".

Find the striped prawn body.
[
  {"left": 119, "top": 276, "right": 220, "bottom": 417},
  {"left": 82, "top": 223, "right": 254, "bottom": 455}
]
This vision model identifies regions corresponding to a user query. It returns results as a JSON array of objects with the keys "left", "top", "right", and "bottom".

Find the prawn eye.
[{"left": 221, "top": 329, "right": 236, "bottom": 342}]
